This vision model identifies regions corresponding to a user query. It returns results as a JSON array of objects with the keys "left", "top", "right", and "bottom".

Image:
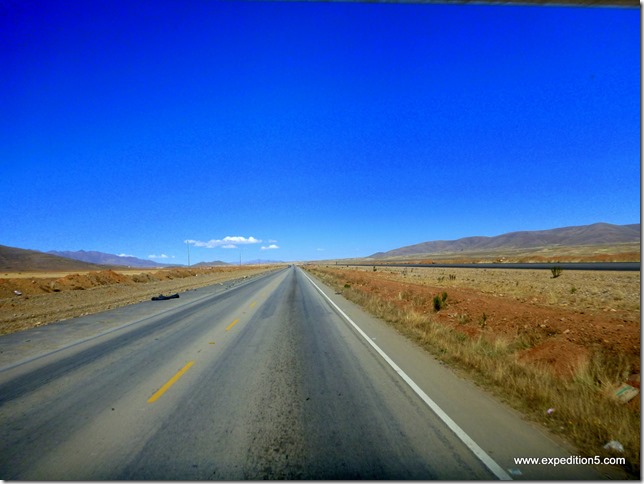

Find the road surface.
[{"left": 0, "top": 266, "right": 620, "bottom": 479}]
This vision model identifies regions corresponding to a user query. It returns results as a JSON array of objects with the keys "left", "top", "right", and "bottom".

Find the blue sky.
[{"left": 1, "top": 1, "right": 640, "bottom": 264}]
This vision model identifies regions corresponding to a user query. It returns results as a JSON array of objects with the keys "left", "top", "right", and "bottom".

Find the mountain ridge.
[{"left": 370, "top": 222, "right": 640, "bottom": 259}]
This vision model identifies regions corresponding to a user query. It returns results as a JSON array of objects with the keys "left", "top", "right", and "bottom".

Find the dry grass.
[
  {"left": 349, "top": 265, "right": 640, "bottom": 318},
  {"left": 305, "top": 265, "right": 640, "bottom": 476}
]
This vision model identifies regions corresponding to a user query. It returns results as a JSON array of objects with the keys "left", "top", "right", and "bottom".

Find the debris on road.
[{"left": 151, "top": 293, "right": 180, "bottom": 301}]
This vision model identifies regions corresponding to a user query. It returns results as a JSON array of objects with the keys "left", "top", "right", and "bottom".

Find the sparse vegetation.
[
  {"left": 432, "top": 294, "right": 442, "bottom": 311},
  {"left": 432, "top": 292, "right": 447, "bottom": 311},
  {"left": 551, "top": 266, "right": 563, "bottom": 278}
]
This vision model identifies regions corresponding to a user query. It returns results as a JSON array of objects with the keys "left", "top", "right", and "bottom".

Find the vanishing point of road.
[{"left": 0, "top": 267, "right": 622, "bottom": 479}]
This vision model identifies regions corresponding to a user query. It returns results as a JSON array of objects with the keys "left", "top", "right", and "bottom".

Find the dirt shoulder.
[{"left": 0, "top": 266, "right": 283, "bottom": 336}]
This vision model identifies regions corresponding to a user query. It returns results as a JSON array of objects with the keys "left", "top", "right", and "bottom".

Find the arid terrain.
[
  {"left": 305, "top": 263, "right": 640, "bottom": 474},
  {"left": 309, "top": 264, "right": 640, "bottom": 375},
  {"left": 411, "top": 244, "right": 639, "bottom": 264},
  {"left": 0, "top": 247, "right": 640, "bottom": 474},
  {"left": 0, "top": 266, "right": 282, "bottom": 336},
  {"left": 335, "top": 242, "right": 640, "bottom": 266}
]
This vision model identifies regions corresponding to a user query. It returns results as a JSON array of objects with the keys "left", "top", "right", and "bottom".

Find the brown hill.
[
  {"left": 0, "top": 245, "right": 110, "bottom": 272},
  {"left": 370, "top": 222, "right": 640, "bottom": 259}
]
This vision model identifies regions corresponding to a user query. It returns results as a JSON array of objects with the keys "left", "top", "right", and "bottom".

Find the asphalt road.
[{"left": 0, "top": 267, "right": 620, "bottom": 479}]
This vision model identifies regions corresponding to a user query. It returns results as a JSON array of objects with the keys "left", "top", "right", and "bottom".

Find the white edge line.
[{"left": 301, "top": 269, "right": 512, "bottom": 481}]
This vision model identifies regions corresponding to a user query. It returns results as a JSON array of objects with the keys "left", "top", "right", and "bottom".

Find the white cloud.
[
  {"left": 149, "top": 254, "right": 173, "bottom": 259},
  {"left": 118, "top": 253, "right": 135, "bottom": 257},
  {"left": 185, "top": 236, "right": 262, "bottom": 248},
  {"left": 261, "top": 244, "right": 279, "bottom": 250}
]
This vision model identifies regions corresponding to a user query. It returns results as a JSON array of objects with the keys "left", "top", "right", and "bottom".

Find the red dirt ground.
[{"left": 323, "top": 269, "right": 640, "bottom": 392}]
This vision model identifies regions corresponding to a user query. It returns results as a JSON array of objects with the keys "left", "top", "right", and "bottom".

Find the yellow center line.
[
  {"left": 250, "top": 301, "right": 257, "bottom": 308},
  {"left": 147, "top": 361, "right": 194, "bottom": 403},
  {"left": 226, "top": 319, "right": 240, "bottom": 331}
]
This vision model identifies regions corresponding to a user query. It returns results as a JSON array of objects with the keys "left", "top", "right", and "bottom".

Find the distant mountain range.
[
  {"left": 48, "top": 250, "right": 171, "bottom": 269},
  {"left": 0, "top": 245, "right": 272, "bottom": 272},
  {"left": 0, "top": 245, "right": 108, "bottom": 272},
  {"left": 370, "top": 222, "right": 640, "bottom": 259},
  {"left": 1, "top": 222, "right": 639, "bottom": 271}
]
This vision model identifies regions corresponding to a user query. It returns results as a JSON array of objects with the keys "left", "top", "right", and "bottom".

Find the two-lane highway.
[
  {"left": 115, "top": 267, "right": 493, "bottom": 479},
  {"left": 0, "top": 266, "right": 612, "bottom": 479}
]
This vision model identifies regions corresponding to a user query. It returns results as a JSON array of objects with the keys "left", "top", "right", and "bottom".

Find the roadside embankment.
[{"left": 0, "top": 266, "right": 283, "bottom": 336}]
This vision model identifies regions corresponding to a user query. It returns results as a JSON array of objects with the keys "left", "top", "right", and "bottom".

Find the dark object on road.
[{"left": 151, "top": 293, "right": 180, "bottom": 301}]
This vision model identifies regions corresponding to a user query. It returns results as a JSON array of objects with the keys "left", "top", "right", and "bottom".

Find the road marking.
[
  {"left": 208, "top": 341, "right": 216, "bottom": 345},
  {"left": 226, "top": 319, "right": 240, "bottom": 331},
  {"left": 147, "top": 361, "right": 194, "bottom": 403},
  {"left": 250, "top": 301, "right": 257, "bottom": 308},
  {"left": 301, "top": 271, "right": 512, "bottom": 481}
]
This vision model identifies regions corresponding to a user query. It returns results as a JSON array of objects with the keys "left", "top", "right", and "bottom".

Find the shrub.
[
  {"left": 432, "top": 295, "right": 441, "bottom": 311},
  {"left": 433, "top": 292, "right": 448, "bottom": 311},
  {"left": 551, "top": 266, "right": 563, "bottom": 278}
]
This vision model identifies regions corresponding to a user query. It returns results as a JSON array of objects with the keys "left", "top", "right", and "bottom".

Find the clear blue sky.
[{"left": 1, "top": 1, "right": 640, "bottom": 264}]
